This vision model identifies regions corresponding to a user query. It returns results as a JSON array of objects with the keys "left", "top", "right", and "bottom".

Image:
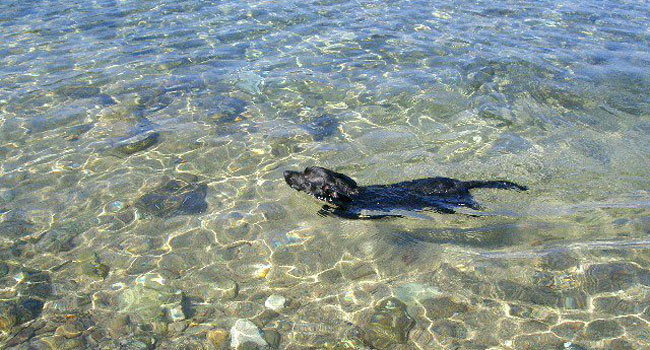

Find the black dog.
[{"left": 284, "top": 166, "right": 527, "bottom": 219}]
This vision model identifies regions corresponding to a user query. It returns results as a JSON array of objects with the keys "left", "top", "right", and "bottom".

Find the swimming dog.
[{"left": 284, "top": 166, "right": 527, "bottom": 219}]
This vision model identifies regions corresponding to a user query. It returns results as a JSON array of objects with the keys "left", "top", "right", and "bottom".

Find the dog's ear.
[
  {"left": 322, "top": 184, "right": 352, "bottom": 202},
  {"left": 322, "top": 176, "right": 358, "bottom": 203},
  {"left": 334, "top": 173, "right": 357, "bottom": 190}
]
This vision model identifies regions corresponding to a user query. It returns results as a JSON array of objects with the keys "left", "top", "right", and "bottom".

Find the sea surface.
[{"left": 1, "top": 0, "right": 649, "bottom": 349}]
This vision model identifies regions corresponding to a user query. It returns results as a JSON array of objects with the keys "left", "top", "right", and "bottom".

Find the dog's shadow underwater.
[{"left": 284, "top": 166, "right": 528, "bottom": 220}]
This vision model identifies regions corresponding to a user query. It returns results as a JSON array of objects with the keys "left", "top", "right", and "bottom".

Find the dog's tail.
[{"left": 464, "top": 180, "right": 528, "bottom": 191}]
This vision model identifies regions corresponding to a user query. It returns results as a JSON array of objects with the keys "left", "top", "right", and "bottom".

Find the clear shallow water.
[{"left": 0, "top": 0, "right": 649, "bottom": 349}]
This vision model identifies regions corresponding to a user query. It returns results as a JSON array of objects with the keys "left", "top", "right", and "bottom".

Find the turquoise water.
[{"left": 1, "top": 0, "right": 649, "bottom": 349}]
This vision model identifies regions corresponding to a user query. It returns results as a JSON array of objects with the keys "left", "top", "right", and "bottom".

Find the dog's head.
[{"left": 284, "top": 166, "right": 358, "bottom": 205}]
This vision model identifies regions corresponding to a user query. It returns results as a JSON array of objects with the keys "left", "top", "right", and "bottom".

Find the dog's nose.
[{"left": 283, "top": 170, "right": 295, "bottom": 183}]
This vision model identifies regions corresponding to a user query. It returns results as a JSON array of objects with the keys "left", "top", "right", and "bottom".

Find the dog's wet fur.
[{"left": 284, "top": 166, "right": 527, "bottom": 219}]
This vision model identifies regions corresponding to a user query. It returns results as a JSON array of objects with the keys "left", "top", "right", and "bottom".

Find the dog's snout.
[{"left": 283, "top": 170, "right": 301, "bottom": 188}]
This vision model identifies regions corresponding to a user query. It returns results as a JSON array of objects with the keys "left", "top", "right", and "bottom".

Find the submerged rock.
[
  {"left": 326, "top": 337, "right": 372, "bottom": 350},
  {"left": 107, "top": 200, "right": 126, "bottom": 213},
  {"left": 2, "top": 266, "right": 51, "bottom": 299},
  {"left": 583, "top": 319, "right": 623, "bottom": 341},
  {"left": 33, "top": 334, "right": 87, "bottom": 349},
  {"left": 107, "top": 314, "right": 134, "bottom": 338},
  {"left": 55, "top": 320, "right": 85, "bottom": 338},
  {"left": 0, "top": 263, "right": 51, "bottom": 332},
  {"left": 42, "top": 295, "right": 91, "bottom": 320},
  {"left": 537, "top": 251, "right": 579, "bottom": 271},
  {"left": 641, "top": 306, "right": 650, "bottom": 323},
  {"left": 393, "top": 282, "right": 441, "bottom": 305},
  {"left": 64, "top": 123, "right": 94, "bottom": 141},
  {"left": 616, "top": 316, "right": 649, "bottom": 341},
  {"left": 497, "top": 280, "right": 559, "bottom": 307},
  {"left": 34, "top": 228, "right": 76, "bottom": 252},
  {"left": 608, "top": 338, "right": 635, "bottom": 350},
  {"left": 582, "top": 262, "right": 645, "bottom": 294},
  {"left": 262, "top": 329, "right": 281, "bottom": 349},
  {"left": 118, "top": 277, "right": 185, "bottom": 324},
  {"left": 0, "top": 300, "right": 17, "bottom": 332},
  {"left": 431, "top": 320, "right": 467, "bottom": 340},
  {"left": 77, "top": 252, "right": 110, "bottom": 280},
  {"left": 56, "top": 86, "right": 101, "bottom": 99},
  {"left": 0, "top": 188, "right": 15, "bottom": 202},
  {"left": 158, "top": 336, "right": 207, "bottom": 349},
  {"left": 0, "top": 297, "right": 46, "bottom": 333},
  {"left": 114, "top": 131, "right": 160, "bottom": 155},
  {"left": 0, "top": 218, "right": 34, "bottom": 240},
  {"left": 593, "top": 296, "right": 643, "bottom": 315},
  {"left": 341, "top": 262, "right": 376, "bottom": 281},
  {"left": 301, "top": 114, "right": 339, "bottom": 141},
  {"left": 230, "top": 319, "right": 268, "bottom": 349},
  {"left": 360, "top": 297, "right": 415, "bottom": 349},
  {"left": 210, "top": 97, "right": 247, "bottom": 123},
  {"left": 264, "top": 295, "right": 287, "bottom": 312},
  {"left": 136, "top": 179, "right": 208, "bottom": 218},
  {"left": 551, "top": 321, "right": 585, "bottom": 339},
  {"left": 421, "top": 296, "right": 468, "bottom": 320},
  {"left": 206, "top": 328, "right": 229, "bottom": 348},
  {"left": 119, "top": 336, "right": 155, "bottom": 350},
  {"left": 513, "top": 332, "right": 564, "bottom": 349},
  {"left": 98, "top": 205, "right": 136, "bottom": 232},
  {"left": 221, "top": 279, "right": 240, "bottom": 300},
  {"left": 236, "top": 71, "right": 263, "bottom": 95}
]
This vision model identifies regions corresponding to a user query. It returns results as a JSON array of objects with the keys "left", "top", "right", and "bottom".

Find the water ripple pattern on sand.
[{"left": 0, "top": 0, "right": 649, "bottom": 349}]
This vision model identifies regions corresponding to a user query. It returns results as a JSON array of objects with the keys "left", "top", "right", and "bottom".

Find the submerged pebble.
[
  {"left": 0, "top": 218, "right": 34, "bottom": 239},
  {"left": 420, "top": 296, "right": 468, "bottom": 320},
  {"left": 551, "top": 321, "right": 585, "bottom": 339},
  {"left": 0, "top": 263, "right": 50, "bottom": 335},
  {"left": 220, "top": 279, "right": 239, "bottom": 300},
  {"left": 78, "top": 252, "right": 110, "bottom": 280},
  {"left": 583, "top": 319, "right": 624, "bottom": 340},
  {"left": 393, "top": 282, "right": 441, "bottom": 305},
  {"left": 167, "top": 320, "right": 188, "bottom": 334},
  {"left": 206, "top": 329, "right": 229, "bottom": 348},
  {"left": 230, "top": 319, "right": 268, "bottom": 350},
  {"left": 118, "top": 284, "right": 185, "bottom": 323},
  {"left": 326, "top": 337, "right": 371, "bottom": 350},
  {"left": 0, "top": 301, "right": 17, "bottom": 332},
  {"left": 57, "top": 86, "right": 101, "bottom": 99},
  {"left": 360, "top": 297, "right": 414, "bottom": 349},
  {"left": 236, "top": 71, "right": 263, "bottom": 95},
  {"left": 431, "top": 319, "right": 467, "bottom": 340},
  {"left": 264, "top": 294, "right": 287, "bottom": 312},
  {"left": 107, "top": 201, "right": 126, "bottom": 213},
  {"left": 0, "top": 188, "right": 15, "bottom": 202},
  {"left": 119, "top": 336, "right": 154, "bottom": 350},
  {"left": 254, "top": 265, "right": 272, "bottom": 279},
  {"left": 107, "top": 314, "right": 134, "bottom": 338},
  {"left": 301, "top": 114, "right": 339, "bottom": 141},
  {"left": 55, "top": 320, "right": 84, "bottom": 339},
  {"left": 262, "top": 328, "right": 281, "bottom": 348},
  {"left": 209, "top": 97, "right": 247, "bottom": 123},
  {"left": 582, "top": 262, "right": 645, "bottom": 294},
  {"left": 136, "top": 179, "right": 208, "bottom": 218},
  {"left": 64, "top": 123, "right": 93, "bottom": 141},
  {"left": 513, "top": 332, "right": 565, "bottom": 349},
  {"left": 114, "top": 131, "right": 160, "bottom": 155},
  {"left": 168, "top": 304, "right": 186, "bottom": 322},
  {"left": 36, "top": 334, "right": 87, "bottom": 349}
]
